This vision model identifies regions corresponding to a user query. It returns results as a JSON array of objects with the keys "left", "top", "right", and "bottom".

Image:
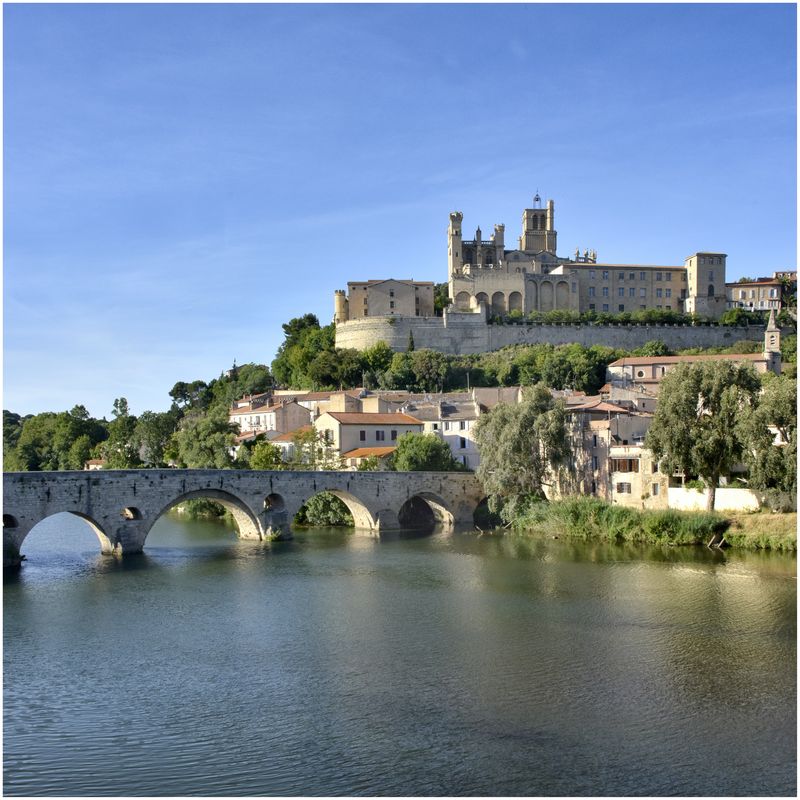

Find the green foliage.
[
  {"left": 719, "top": 308, "right": 756, "bottom": 326},
  {"left": 356, "top": 455, "right": 381, "bottom": 471},
  {"left": 390, "top": 433, "right": 465, "bottom": 472},
  {"left": 632, "top": 340, "right": 672, "bottom": 357},
  {"left": 175, "top": 498, "right": 228, "bottom": 518},
  {"left": 134, "top": 409, "right": 180, "bottom": 467},
  {"left": 294, "top": 492, "right": 354, "bottom": 527},
  {"left": 510, "top": 496, "right": 728, "bottom": 546},
  {"left": 474, "top": 383, "right": 572, "bottom": 516},
  {"left": 5, "top": 405, "right": 109, "bottom": 471},
  {"left": 434, "top": 282, "right": 452, "bottom": 316},
  {"left": 171, "top": 406, "right": 237, "bottom": 469},
  {"left": 780, "top": 334, "right": 796, "bottom": 364},
  {"left": 738, "top": 375, "right": 797, "bottom": 511},
  {"left": 249, "top": 440, "right": 284, "bottom": 470},
  {"left": 100, "top": 398, "right": 141, "bottom": 468},
  {"left": 645, "top": 362, "right": 761, "bottom": 510}
]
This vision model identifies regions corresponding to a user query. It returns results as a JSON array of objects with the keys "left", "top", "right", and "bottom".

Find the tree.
[
  {"left": 134, "top": 410, "right": 180, "bottom": 467},
  {"left": 644, "top": 361, "right": 761, "bottom": 510},
  {"left": 250, "top": 440, "right": 284, "bottom": 470},
  {"left": 101, "top": 397, "right": 141, "bottom": 468},
  {"left": 390, "top": 433, "right": 465, "bottom": 472},
  {"left": 407, "top": 331, "right": 415, "bottom": 352},
  {"left": 288, "top": 428, "right": 341, "bottom": 470},
  {"left": 356, "top": 455, "right": 381, "bottom": 471},
  {"left": 474, "top": 383, "right": 572, "bottom": 516},
  {"left": 633, "top": 340, "right": 672, "bottom": 357},
  {"left": 294, "top": 492, "right": 354, "bottom": 526},
  {"left": 172, "top": 407, "right": 237, "bottom": 469},
  {"left": 738, "top": 375, "right": 797, "bottom": 510},
  {"left": 434, "top": 282, "right": 452, "bottom": 316}
]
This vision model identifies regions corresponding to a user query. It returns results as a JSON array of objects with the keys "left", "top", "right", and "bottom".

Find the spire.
[{"left": 766, "top": 308, "right": 779, "bottom": 331}]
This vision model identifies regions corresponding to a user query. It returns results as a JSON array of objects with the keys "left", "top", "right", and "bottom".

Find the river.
[{"left": 3, "top": 512, "right": 796, "bottom": 796}]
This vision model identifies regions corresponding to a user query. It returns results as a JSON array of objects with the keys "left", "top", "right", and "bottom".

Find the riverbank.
[{"left": 507, "top": 497, "right": 796, "bottom": 552}]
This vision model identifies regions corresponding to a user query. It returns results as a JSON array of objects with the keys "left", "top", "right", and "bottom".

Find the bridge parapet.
[{"left": 3, "top": 469, "right": 485, "bottom": 566}]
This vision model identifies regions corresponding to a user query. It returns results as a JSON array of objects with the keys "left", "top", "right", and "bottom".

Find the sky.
[{"left": 4, "top": 2, "right": 797, "bottom": 418}]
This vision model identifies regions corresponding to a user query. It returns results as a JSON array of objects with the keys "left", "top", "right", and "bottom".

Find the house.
[
  {"left": 725, "top": 277, "right": 785, "bottom": 312},
  {"left": 228, "top": 398, "right": 312, "bottom": 437},
  {"left": 313, "top": 412, "right": 423, "bottom": 457}
]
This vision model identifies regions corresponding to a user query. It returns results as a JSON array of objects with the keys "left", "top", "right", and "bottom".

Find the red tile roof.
[
  {"left": 341, "top": 446, "right": 397, "bottom": 459},
  {"left": 609, "top": 353, "right": 766, "bottom": 367},
  {"left": 271, "top": 425, "right": 313, "bottom": 442},
  {"left": 321, "top": 412, "right": 422, "bottom": 425}
]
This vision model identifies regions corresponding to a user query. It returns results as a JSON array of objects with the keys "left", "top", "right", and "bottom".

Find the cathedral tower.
[{"left": 519, "top": 194, "right": 557, "bottom": 253}]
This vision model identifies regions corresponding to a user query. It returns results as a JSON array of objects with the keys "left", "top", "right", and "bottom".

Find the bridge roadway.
[{"left": 2, "top": 469, "right": 485, "bottom": 566}]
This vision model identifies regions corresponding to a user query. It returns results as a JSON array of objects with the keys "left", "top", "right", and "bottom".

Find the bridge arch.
[
  {"left": 398, "top": 492, "right": 454, "bottom": 529},
  {"left": 294, "top": 488, "right": 376, "bottom": 530},
  {"left": 147, "top": 489, "right": 263, "bottom": 543},
  {"left": 16, "top": 511, "right": 115, "bottom": 556}
]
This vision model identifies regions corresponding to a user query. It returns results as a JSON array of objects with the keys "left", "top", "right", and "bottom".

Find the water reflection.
[{"left": 4, "top": 514, "right": 796, "bottom": 796}]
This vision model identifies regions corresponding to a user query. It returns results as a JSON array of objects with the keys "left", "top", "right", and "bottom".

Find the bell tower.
[
  {"left": 519, "top": 193, "right": 557, "bottom": 254},
  {"left": 448, "top": 211, "right": 463, "bottom": 278}
]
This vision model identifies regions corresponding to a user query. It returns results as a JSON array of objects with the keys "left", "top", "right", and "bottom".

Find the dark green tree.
[
  {"left": 738, "top": 375, "right": 797, "bottom": 510},
  {"left": 645, "top": 362, "right": 761, "bottom": 510},
  {"left": 390, "top": 433, "right": 465, "bottom": 472},
  {"left": 474, "top": 383, "right": 572, "bottom": 516}
]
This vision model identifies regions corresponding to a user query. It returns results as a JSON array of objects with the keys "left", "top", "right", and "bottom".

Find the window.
[
  {"left": 665, "top": 289, "right": 671, "bottom": 298},
  {"left": 459, "top": 437, "right": 466, "bottom": 449},
  {"left": 588, "top": 286, "right": 596, "bottom": 297},
  {"left": 629, "top": 272, "right": 636, "bottom": 281},
  {"left": 589, "top": 270, "right": 595, "bottom": 279},
  {"left": 571, "top": 282, "right": 577, "bottom": 293},
  {"left": 652, "top": 483, "right": 660, "bottom": 496},
  {"left": 389, "top": 301, "right": 395, "bottom": 309},
  {"left": 602, "top": 270, "right": 609, "bottom": 280},
  {"left": 592, "top": 456, "right": 599, "bottom": 470},
  {"left": 666, "top": 305, "right": 671, "bottom": 310},
  {"left": 591, "top": 480, "right": 596, "bottom": 494},
  {"left": 432, "top": 423, "right": 439, "bottom": 431},
  {"left": 656, "top": 272, "right": 662, "bottom": 281},
  {"left": 640, "top": 305, "right": 646, "bottom": 310},
  {"left": 618, "top": 272, "right": 625, "bottom": 281},
  {"left": 459, "top": 420, "right": 467, "bottom": 430},
  {"left": 639, "top": 288, "right": 646, "bottom": 298},
  {"left": 616, "top": 482, "right": 632, "bottom": 494},
  {"left": 602, "top": 304, "right": 609, "bottom": 311},
  {"left": 639, "top": 271, "right": 646, "bottom": 281},
  {"left": 390, "top": 430, "right": 397, "bottom": 441},
  {"left": 592, "top": 435, "right": 598, "bottom": 448},
  {"left": 602, "top": 287, "right": 609, "bottom": 297},
  {"left": 618, "top": 304, "right": 625, "bottom": 312},
  {"left": 709, "top": 271, "right": 714, "bottom": 282},
  {"left": 770, "top": 288, "right": 777, "bottom": 298},
  {"left": 656, "top": 288, "right": 662, "bottom": 298},
  {"left": 364, "top": 297, "right": 368, "bottom": 305},
  {"left": 359, "top": 430, "right": 366, "bottom": 441},
  {"left": 629, "top": 288, "right": 635, "bottom": 297},
  {"left": 666, "top": 272, "right": 672, "bottom": 281},
  {"left": 375, "top": 430, "right": 385, "bottom": 441},
  {"left": 389, "top": 290, "right": 395, "bottom": 297},
  {"left": 618, "top": 287, "right": 625, "bottom": 297},
  {"left": 652, "top": 462, "right": 659, "bottom": 473},
  {"left": 589, "top": 303, "right": 596, "bottom": 311}
]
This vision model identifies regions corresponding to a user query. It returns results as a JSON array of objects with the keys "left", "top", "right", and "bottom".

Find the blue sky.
[{"left": 4, "top": 3, "right": 796, "bottom": 418}]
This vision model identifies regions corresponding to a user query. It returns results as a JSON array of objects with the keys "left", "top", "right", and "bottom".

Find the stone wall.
[
  {"left": 335, "top": 311, "right": 765, "bottom": 355},
  {"left": 668, "top": 487, "right": 761, "bottom": 512}
]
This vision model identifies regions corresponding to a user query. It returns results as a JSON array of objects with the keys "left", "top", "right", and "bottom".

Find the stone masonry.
[{"left": 3, "top": 469, "right": 485, "bottom": 566}]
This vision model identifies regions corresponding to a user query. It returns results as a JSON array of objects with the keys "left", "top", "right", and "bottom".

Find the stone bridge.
[{"left": 2, "top": 469, "right": 486, "bottom": 566}]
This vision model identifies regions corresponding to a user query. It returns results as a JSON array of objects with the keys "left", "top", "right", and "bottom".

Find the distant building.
[
  {"left": 334, "top": 279, "right": 435, "bottom": 322},
  {"left": 725, "top": 277, "right": 784, "bottom": 312}
]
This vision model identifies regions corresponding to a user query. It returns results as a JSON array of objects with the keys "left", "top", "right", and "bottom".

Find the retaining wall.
[{"left": 335, "top": 313, "right": 765, "bottom": 355}]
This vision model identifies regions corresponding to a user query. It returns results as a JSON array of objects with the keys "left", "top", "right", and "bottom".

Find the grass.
[
  {"left": 722, "top": 511, "right": 797, "bottom": 552},
  {"left": 508, "top": 496, "right": 796, "bottom": 551}
]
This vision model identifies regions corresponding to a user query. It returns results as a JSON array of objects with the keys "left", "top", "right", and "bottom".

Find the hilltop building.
[{"left": 446, "top": 194, "right": 727, "bottom": 318}]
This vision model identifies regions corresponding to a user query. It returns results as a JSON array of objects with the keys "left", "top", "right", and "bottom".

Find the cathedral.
[{"left": 446, "top": 194, "right": 727, "bottom": 319}]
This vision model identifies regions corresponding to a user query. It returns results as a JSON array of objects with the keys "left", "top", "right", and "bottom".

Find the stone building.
[
  {"left": 446, "top": 194, "right": 727, "bottom": 318},
  {"left": 334, "top": 279, "right": 435, "bottom": 322},
  {"left": 725, "top": 277, "right": 785, "bottom": 313}
]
